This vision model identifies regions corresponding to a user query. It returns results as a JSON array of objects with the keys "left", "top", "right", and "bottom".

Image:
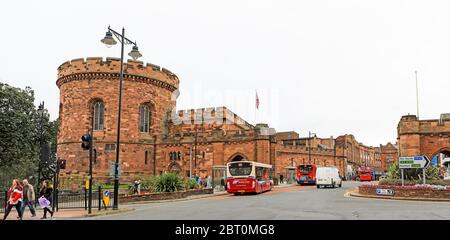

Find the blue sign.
[
  {"left": 104, "top": 190, "right": 110, "bottom": 197},
  {"left": 376, "top": 188, "right": 394, "bottom": 196},
  {"left": 431, "top": 155, "right": 438, "bottom": 167}
]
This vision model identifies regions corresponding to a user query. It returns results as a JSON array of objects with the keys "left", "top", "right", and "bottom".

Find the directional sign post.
[
  {"left": 398, "top": 156, "right": 430, "bottom": 185},
  {"left": 399, "top": 156, "right": 430, "bottom": 169}
]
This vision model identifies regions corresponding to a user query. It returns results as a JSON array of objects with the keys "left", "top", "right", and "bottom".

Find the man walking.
[{"left": 20, "top": 179, "right": 36, "bottom": 217}]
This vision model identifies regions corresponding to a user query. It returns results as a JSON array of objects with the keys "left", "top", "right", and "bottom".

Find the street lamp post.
[
  {"left": 308, "top": 131, "right": 315, "bottom": 165},
  {"left": 37, "top": 102, "right": 46, "bottom": 191},
  {"left": 101, "top": 26, "right": 142, "bottom": 210}
]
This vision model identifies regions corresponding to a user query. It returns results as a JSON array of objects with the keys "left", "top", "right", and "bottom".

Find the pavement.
[
  {"left": 2, "top": 184, "right": 296, "bottom": 220},
  {"left": 7, "top": 182, "right": 450, "bottom": 220},
  {"left": 2, "top": 207, "right": 134, "bottom": 220}
]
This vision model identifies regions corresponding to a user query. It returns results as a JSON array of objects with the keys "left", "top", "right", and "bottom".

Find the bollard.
[
  {"left": 84, "top": 187, "right": 87, "bottom": 210},
  {"left": 4, "top": 191, "right": 7, "bottom": 213},
  {"left": 98, "top": 186, "right": 102, "bottom": 211}
]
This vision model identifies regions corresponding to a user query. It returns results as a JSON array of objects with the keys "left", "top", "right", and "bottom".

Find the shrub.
[
  {"left": 386, "top": 162, "right": 440, "bottom": 180},
  {"left": 154, "top": 172, "right": 185, "bottom": 192},
  {"left": 185, "top": 179, "right": 199, "bottom": 190},
  {"left": 379, "top": 179, "right": 450, "bottom": 186}
]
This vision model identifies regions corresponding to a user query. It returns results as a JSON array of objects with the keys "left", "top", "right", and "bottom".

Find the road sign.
[
  {"left": 376, "top": 188, "right": 394, "bottom": 196},
  {"left": 399, "top": 156, "right": 430, "bottom": 169},
  {"left": 103, "top": 190, "right": 110, "bottom": 208}
]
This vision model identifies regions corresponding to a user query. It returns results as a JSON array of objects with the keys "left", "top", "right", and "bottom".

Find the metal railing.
[
  {"left": 0, "top": 191, "right": 6, "bottom": 213},
  {"left": 1, "top": 187, "right": 115, "bottom": 214},
  {"left": 55, "top": 187, "right": 115, "bottom": 211}
]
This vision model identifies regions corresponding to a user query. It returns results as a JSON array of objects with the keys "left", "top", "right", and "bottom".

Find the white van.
[{"left": 316, "top": 166, "right": 342, "bottom": 188}]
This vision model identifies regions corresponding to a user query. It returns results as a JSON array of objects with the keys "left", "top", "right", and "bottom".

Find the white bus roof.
[{"left": 227, "top": 160, "right": 272, "bottom": 168}]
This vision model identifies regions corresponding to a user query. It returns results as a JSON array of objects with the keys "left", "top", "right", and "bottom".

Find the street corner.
[{"left": 78, "top": 208, "right": 135, "bottom": 219}]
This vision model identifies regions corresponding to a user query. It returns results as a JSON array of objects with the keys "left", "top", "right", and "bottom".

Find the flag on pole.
[{"left": 255, "top": 91, "right": 260, "bottom": 109}]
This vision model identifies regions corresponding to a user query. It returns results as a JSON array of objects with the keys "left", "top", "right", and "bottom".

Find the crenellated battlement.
[
  {"left": 170, "top": 106, "right": 255, "bottom": 130},
  {"left": 56, "top": 57, "right": 179, "bottom": 91}
]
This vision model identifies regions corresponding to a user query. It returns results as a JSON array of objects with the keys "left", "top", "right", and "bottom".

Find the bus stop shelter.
[
  {"left": 211, "top": 165, "right": 227, "bottom": 192},
  {"left": 284, "top": 166, "right": 296, "bottom": 184}
]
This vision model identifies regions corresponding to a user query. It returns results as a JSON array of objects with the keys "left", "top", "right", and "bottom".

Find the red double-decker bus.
[
  {"left": 226, "top": 161, "right": 273, "bottom": 194},
  {"left": 357, "top": 166, "right": 373, "bottom": 181},
  {"left": 296, "top": 164, "right": 317, "bottom": 185}
]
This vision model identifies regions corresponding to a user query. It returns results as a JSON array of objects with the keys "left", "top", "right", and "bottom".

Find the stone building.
[
  {"left": 398, "top": 114, "right": 450, "bottom": 165},
  {"left": 56, "top": 57, "right": 386, "bottom": 186},
  {"left": 378, "top": 142, "right": 398, "bottom": 173}
]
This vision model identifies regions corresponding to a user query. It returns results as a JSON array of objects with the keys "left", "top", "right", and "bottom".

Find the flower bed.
[
  {"left": 361, "top": 184, "right": 450, "bottom": 190},
  {"left": 358, "top": 184, "right": 450, "bottom": 200},
  {"left": 120, "top": 188, "right": 213, "bottom": 203}
]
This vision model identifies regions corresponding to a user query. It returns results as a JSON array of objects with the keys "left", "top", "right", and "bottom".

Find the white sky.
[{"left": 1, "top": 0, "right": 449, "bottom": 146}]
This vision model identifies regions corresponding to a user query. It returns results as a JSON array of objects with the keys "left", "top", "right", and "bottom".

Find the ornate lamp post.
[{"left": 100, "top": 26, "right": 142, "bottom": 210}]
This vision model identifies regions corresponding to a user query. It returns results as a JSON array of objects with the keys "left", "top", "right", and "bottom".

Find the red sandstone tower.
[{"left": 56, "top": 57, "right": 179, "bottom": 185}]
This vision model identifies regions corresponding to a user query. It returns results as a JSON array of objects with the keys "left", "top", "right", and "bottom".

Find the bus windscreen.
[
  {"left": 229, "top": 162, "right": 252, "bottom": 176},
  {"left": 299, "top": 165, "right": 313, "bottom": 174}
]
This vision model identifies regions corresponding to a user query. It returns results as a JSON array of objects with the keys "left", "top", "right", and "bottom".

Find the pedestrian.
[
  {"left": 197, "top": 175, "right": 203, "bottom": 189},
  {"left": 137, "top": 179, "right": 141, "bottom": 195},
  {"left": 221, "top": 178, "right": 226, "bottom": 190},
  {"left": 20, "top": 179, "right": 36, "bottom": 217},
  {"left": 279, "top": 174, "right": 284, "bottom": 184},
  {"left": 206, "top": 175, "right": 212, "bottom": 189},
  {"left": 38, "top": 180, "right": 54, "bottom": 219},
  {"left": 194, "top": 174, "right": 199, "bottom": 182},
  {"left": 3, "top": 179, "right": 23, "bottom": 220},
  {"left": 133, "top": 180, "right": 139, "bottom": 195}
]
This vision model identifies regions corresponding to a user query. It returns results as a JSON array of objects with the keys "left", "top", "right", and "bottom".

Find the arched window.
[
  {"left": 139, "top": 105, "right": 150, "bottom": 133},
  {"left": 93, "top": 102, "right": 104, "bottom": 130}
]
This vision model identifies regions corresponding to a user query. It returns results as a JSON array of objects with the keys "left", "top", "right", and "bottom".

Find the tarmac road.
[{"left": 85, "top": 181, "right": 450, "bottom": 220}]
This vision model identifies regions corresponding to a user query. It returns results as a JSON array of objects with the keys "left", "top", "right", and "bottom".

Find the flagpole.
[{"left": 255, "top": 90, "right": 259, "bottom": 124}]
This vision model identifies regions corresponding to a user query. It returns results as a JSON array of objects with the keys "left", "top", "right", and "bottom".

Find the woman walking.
[
  {"left": 38, "top": 180, "right": 54, "bottom": 219},
  {"left": 2, "top": 179, "right": 23, "bottom": 220}
]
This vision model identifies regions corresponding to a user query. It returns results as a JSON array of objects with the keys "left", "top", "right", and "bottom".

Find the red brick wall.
[
  {"left": 359, "top": 186, "right": 450, "bottom": 199},
  {"left": 57, "top": 57, "right": 178, "bottom": 182}
]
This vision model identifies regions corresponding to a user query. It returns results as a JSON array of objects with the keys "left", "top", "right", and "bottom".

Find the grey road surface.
[{"left": 84, "top": 181, "right": 450, "bottom": 220}]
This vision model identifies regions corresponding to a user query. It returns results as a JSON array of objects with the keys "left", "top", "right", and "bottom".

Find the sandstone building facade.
[
  {"left": 398, "top": 114, "right": 450, "bottom": 164},
  {"left": 56, "top": 57, "right": 390, "bottom": 186}
]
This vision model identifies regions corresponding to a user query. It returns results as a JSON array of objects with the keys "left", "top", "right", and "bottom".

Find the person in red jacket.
[{"left": 2, "top": 179, "right": 23, "bottom": 220}]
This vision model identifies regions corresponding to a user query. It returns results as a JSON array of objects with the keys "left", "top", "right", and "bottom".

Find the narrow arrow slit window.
[
  {"left": 139, "top": 105, "right": 150, "bottom": 133},
  {"left": 93, "top": 102, "right": 104, "bottom": 130}
]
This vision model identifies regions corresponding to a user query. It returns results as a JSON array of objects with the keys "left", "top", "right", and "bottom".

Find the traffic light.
[
  {"left": 81, "top": 133, "right": 91, "bottom": 150},
  {"left": 58, "top": 159, "right": 67, "bottom": 169}
]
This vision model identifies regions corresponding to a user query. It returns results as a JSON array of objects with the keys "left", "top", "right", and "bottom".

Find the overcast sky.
[{"left": 1, "top": 0, "right": 449, "bottom": 146}]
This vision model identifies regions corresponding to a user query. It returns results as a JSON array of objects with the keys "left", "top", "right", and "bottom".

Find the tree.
[{"left": 0, "top": 82, "right": 57, "bottom": 190}]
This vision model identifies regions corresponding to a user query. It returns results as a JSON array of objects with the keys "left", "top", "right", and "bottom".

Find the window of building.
[
  {"left": 93, "top": 102, "right": 104, "bottom": 130},
  {"left": 105, "top": 144, "right": 115, "bottom": 152},
  {"left": 94, "top": 149, "right": 97, "bottom": 164},
  {"left": 145, "top": 151, "right": 148, "bottom": 165},
  {"left": 139, "top": 105, "right": 150, "bottom": 133}
]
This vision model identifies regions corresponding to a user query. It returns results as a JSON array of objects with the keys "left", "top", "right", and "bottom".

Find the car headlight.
[{"left": 252, "top": 181, "right": 256, "bottom": 188}]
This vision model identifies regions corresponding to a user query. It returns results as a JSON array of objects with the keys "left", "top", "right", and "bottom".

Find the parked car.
[{"left": 316, "top": 166, "right": 342, "bottom": 188}]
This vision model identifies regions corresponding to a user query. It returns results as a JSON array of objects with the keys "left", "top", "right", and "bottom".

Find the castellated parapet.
[
  {"left": 170, "top": 106, "right": 254, "bottom": 130},
  {"left": 57, "top": 57, "right": 179, "bottom": 91}
]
